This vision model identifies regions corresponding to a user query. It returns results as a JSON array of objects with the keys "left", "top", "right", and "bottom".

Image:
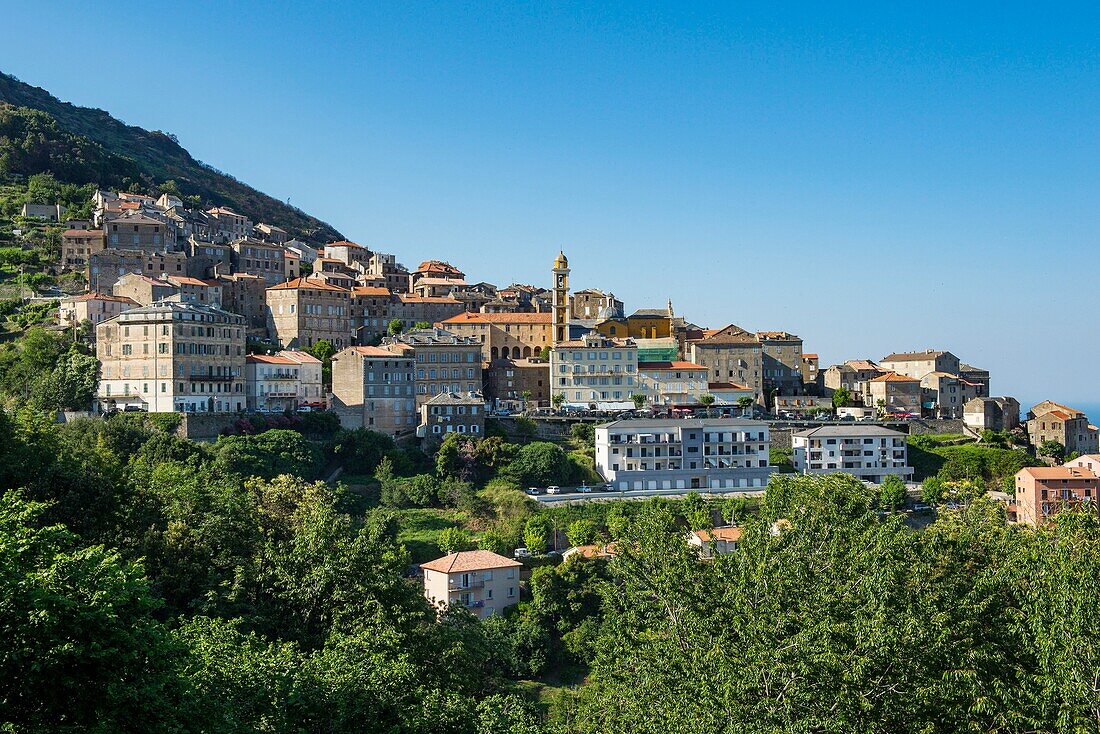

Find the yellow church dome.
[{"left": 553, "top": 250, "right": 569, "bottom": 269}]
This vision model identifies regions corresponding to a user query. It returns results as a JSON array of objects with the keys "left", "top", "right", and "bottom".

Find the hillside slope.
[{"left": 0, "top": 72, "right": 343, "bottom": 244}]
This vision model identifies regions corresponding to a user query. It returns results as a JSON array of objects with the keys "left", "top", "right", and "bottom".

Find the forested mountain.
[{"left": 0, "top": 72, "right": 343, "bottom": 243}]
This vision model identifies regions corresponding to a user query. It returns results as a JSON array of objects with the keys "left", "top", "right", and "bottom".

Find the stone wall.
[{"left": 177, "top": 413, "right": 243, "bottom": 441}]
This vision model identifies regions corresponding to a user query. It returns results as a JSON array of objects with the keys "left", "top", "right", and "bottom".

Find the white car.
[
  {"left": 525, "top": 487, "right": 540, "bottom": 496},
  {"left": 546, "top": 486, "right": 560, "bottom": 495},
  {"left": 513, "top": 547, "right": 531, "bottom": 558},
  {"left": 578, "top": 485, "right": 592, "bottom": 493}
]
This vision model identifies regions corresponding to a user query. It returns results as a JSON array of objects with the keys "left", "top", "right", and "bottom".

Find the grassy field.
[{"left": 394, "top": 508, "right": 468, "bottom": 563}]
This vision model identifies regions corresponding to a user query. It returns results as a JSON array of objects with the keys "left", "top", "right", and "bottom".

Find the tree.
[
  {"left": 437, "top": 526, "right": 475, "bottom": 555},
  {"left": 523, "top": 515, "right": 551, "bottom": 555},
  {"left": 507, "top": 442, "right": 569, "bottom": 487},
  {"left": 878, "top": 474, "right": 907, "bottom": 510},
  {"left": 387, "top": 319, "right": 404, "bottom": 336},
  {"left": 413, "top": 321, "right": 432, "bottom": 330},
  {"left": 213, "top": 429, "right": 322, "bottom": 480},
  {"left": 630, "top": 393, "right": 647, "bottom": 410},
  {"left": 566, "top": 518, "right": 600, "bottom": 546},
  {"left": 1039, "top": 440, "right": 1066, "bottom": 461},
  {"left": 723, "top": 495, "right": 749, "bottom": 525},
  {"left": 519, "top": 390, "right": 533, "bottom": 411},
  {"left": 832, "top": 387, "right": 851, "bottom": 409},
  {"left": 921, "top": 475, "right": 947, "bottom": 505},
  {"left": 538, "top": 346, "right": 552, "bottom": 361},
  {"left": 307, "top": 339, "right": 336, "bottom": 387},
  {"left": 876, "top": 398, "right": 887, "bottom": 417},
  {"left": 699, "top": 393, "right": 715, "bottom": 416},
  {"left": 551, "top": 393, "right": 565, "bottom": 410},
  {"left": 736, "top": 395, "right": 755, "bottom": 416}
]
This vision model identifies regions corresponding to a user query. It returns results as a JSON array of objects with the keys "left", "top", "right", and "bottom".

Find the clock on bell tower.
[{"left": 552, "top": 250, "right": 570, "bottom": 344}]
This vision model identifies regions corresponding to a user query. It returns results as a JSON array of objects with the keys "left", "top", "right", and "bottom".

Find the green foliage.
[
  {"left": 1039, "top": 440, "right": 1066, "bottom": 461},
  {"left": 413, "top": 321, "right": 432, "bottom": 330},
  {"left": 570, "top": 421, "right": 595, "bottom": 446},
  {"left": 330, "top": 427, "right": 397, "bottom": 475},
  {"left": 566, "top": 518, "right": 600, "bottom": 546},
  {"left": 506, "top": 441, "right": 571, "bottom": 487},
  {"left": 438, "top": 526, "right": 476, "bottom": 555},
  {"left": 832, "top": 386, "right": 851, "bottom": 408},
  {"left": 524, "top": 515, "right": 552, "bottom": 555},
  {"left": 878, "top": 474, "right": 907, "bottom": 509},
  {"left": 212, "top": 429, "right": 323, "bottom": 480},
  {"left": 388, "top": 318, "right": 404, "bottom": 336},
  {"left": 629, "top": 393, "right": 647, "bottom": 409},
  {"left": 768, "top": 447, "right": 795, "bottom": 473}
]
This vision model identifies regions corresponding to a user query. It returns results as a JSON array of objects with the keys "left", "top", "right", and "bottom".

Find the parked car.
[
  {"left": 296, "top": 406, "right": 312, "bottom": 413},
  {"left": 912, "top": 503, "right": 932, "bottom": 513},
  {"left": 494, "top": 409, "right": 512, "bottom": 416},
  {"left": 525, "top": 487, "right": 541, "bottom": 496},
  {"left": 546, "top": 486, "right": 560, "bottom": 495},
  {"left": 601, "top": 484, "right": 614, "bottom": 492},
  {"left": 122, "top": 405, "right": 147, "bottom": 413},
  {"left": 578, "top": 485, "right": 592, "bottom": 493},
  {"left": 513, "top": 547, "right": 531, "bottom": 558}
]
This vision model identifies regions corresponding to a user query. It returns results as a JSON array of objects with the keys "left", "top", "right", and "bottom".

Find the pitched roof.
[
  {"left": 845, "top": 360, "right": 881, "bottom": 371},
  {"left": 420, "top": 550, "right": 521, "bottom": 573},
  {"left": 352, "top": 286, "right": 391, "bottom": 297},
  {"left": 267, "top": 277, "right": 350, "bottom": 293},
  {"left": 882, "top": 350, "right": 952, "bottom": 362},
  {"left": 277, "top": 349, "right": 322, "bottom": 365},
  {"left": 327, "top": 240, "right": 367, "bottom": 249},
  {"left": 708, "top": 382, "right": 753, "bottom": 391},
  {"left": 1019, "top": 467, "right": 1096, "bottom": 480},
  {"left": 424, "top": 392, "right": 484, "bottom": 405},
  {"left": 247, "top": 354, "right": 297, "bottom": 365},
  {"left": 757, "top": 330, "right": 800, "bottom": 341},
  {"left": 693, "top": 324, "right": 758, "bottom": 345},
  {"left": 166, "top": 275, "right": 215, "bottom": 287},
  {"left": 693, "top": 527, "right": 743, "bottom": 543},
  {"left": 62, "top": 228, "right": 104, "bottom": 238},
  {"left": 397, "top": 294, "right": 462, "bottom": 304},
  {"left": 802, "top": 353, "right": 819, "bottom": 360},
  {"left": 440, "top": 312, "right": 552, "bottom": 325},
  {"left": 341, "top": 346, "right": 407, "bottom": 359},
  {"left": 1031, "top": 401, "right": 1086, "bottom": 418},
  {"left": 793, "top": 425, "right": 907, "bottom": 438},
  {"left": 870, "top": 372, "right": 919, "bottom": 383}
]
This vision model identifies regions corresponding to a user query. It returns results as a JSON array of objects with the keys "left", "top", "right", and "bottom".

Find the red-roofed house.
[
  {"left": 687, "top": 526, "right": 743, "bottom": 557},
  {"left": 1015, "top": 466, "right": 1099, "bottom": 526},
  {"left": 421, "top": 550, "right": 521, "bottom": 618},
  {"left": 245, "top": 350, "right": 323, "bottom": 412}
]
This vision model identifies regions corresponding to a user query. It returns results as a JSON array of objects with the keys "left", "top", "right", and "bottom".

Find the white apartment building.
[
  {"left": 95, "top": 300, "right": 247, "bottom": 413},
  {"left": 244, "top": 350, "right": 323, "bottom": 412},
  {"left": 595, "top": 418, "right": 773, "bottom": 492},
  {"left": 551, "top": 332, "right": 637, "bottom": 406},
  {"left": 791, "top": 425, "right": 913, "bottom": 483}
]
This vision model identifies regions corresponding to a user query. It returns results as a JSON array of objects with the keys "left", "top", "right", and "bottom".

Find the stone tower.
[{"left": 552, "top": 250, "right": 570, "bottom": 344}]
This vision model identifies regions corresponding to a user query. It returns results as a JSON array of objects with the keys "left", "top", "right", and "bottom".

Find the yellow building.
[{"left": 596, "top": 304, "right": 675, "bottom": 340}]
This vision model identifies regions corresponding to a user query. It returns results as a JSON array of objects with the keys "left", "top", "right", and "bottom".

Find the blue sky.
[{"left": 3, "top": 2, "right": 1098, "bottom": 408}]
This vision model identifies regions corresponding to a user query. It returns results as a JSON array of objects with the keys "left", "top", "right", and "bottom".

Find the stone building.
[
  {"left": 214, "top": 273, "right": 269, "bottom": 339},
  {"left": 866, "top": 373, "right": 922, "bottom": 417},
  {"left": 330, "top": 346, "right": 416, "bottom": 435},
  {"left": 382, "top": 328, "right": 483, "bottom": 406},
  {"left": 686, "top": 324, "right": 764, "bottom": 402},
  {"left": 1027, "top": 401, "right": 1099, "bottom": 456},
  {"left": 87, "top": 249, "right": 188, "bottom": 292},
  {"left": 636, "top": 361, "right": 710, "bottom": 406},
  {"left": 757, "top": 331, "right": 805, "bottom": 397},
  {"left": 113, "top": 273, "right": 179, "bottom": 306},
  {"left": 104, "top": 213, "right": 176, "bottom": 251},
  {"left": 879, "top": 350, "right": 961, "bottom": 380},
  {"left": 438, "top": 311, "right": 553, "bottom": 362},
  {"left": 266, "top": 277, "right": 351, "bottom": 350},
  {"left": 963, "top": 397, "right": 1020, "bottom": 432},
  {"left": 419, "top": 392, "right": 486, "bottom": 439},
  {"left": 231, "top": 238, "right": 287, "bottom": 286},
  {"left": 483, "top": 357, "right": 550, "bottom": 410},
  {"left": 58, "top": 293, "right": 138, "bottom": 328},
  {"left": 95, "top": 300, "right": 247, "bottom": 413},
  {"left": 60, "top": 229, "right": 105, "bottom": 271}
]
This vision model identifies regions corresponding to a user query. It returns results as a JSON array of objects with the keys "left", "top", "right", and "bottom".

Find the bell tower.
[{"left": 552, "top": 250, "right": 570, "bottom": 344}]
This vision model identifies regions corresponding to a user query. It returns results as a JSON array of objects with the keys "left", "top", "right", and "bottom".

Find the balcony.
[
  {"left": 450, "top": 579, "right": 485, "bottom": 589},
  {"left": 188, "top": 374, "right": 234, "bottom": 382}
]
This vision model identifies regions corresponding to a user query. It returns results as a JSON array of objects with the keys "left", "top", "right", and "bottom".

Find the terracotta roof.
[
  {"left": 1048, "top": 410, "right": 1074, "bottom": 420},
  {"left": 638, "top": 361, "right": 707, "bottom": 371},
  {"left": 440, "top": 312, "right": 552, "bottom": 324},
  {"left": 845, "top": 360, "right": 881, "bottom": 371},
  {"left": 327, "top": 240, "right": 367, "bottom": 249},
  {"left": 267, "top": 277, "right": 350, "bottom": 293},
  {"left": 757, "top": 330, "right": 800, "bottom": 341},
  {"left": 693, "top": 527, "right": 743, "bottom": 543},
  {"left": 563, "top": 544, "right": 617, "bottom": 560},
  {"left": 1031, "top": 401, "right": 1085, "bottom": 418},
  {"left": 870, "top": 372, "right": 919, "bottom": 383},
  {"left": 62, "top": 229, "right": 104, "bottom": 238},
  {"left": 247, "top": 354, "right": 297, "bottom": 365},
  {"left": 415, "top": 260, "right": 464, "bottom": 276},
  {"left": 277, "top": 350, "right": 322, "bottom": 364},
  {"left": 802, "top": 353, "right": 819, "bottom": 359},
  {"left": 342, "top": 346, "right": 407, "bottom": 359},
  {"left": 708, "top": 382, "right": 753, "bottom": 391},
  {"left": 420, "top": 550, "right": 521, "bottom": 573},
  {"left": 167, "top": 275, "right": 215, "bottom": 287},
  {"left": 1019, "top": 467, "right": 1096, "bottom": 480},
  {"left": 352, "top": 286, "right": 391, "bottom": 297}
]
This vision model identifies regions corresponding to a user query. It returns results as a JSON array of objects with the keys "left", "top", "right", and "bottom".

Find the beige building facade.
[
  {"left": 95, "top": 301, "right": 247, "bottom": 413},
  {"left": 421, "top": 550, "right": 522, "bottom": 619},
  {"left": 439, "top": 311, "right": 553, "bottom": 361},
  {"left": 266, "top": 277, "right": 351, "bottom": 350}
]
